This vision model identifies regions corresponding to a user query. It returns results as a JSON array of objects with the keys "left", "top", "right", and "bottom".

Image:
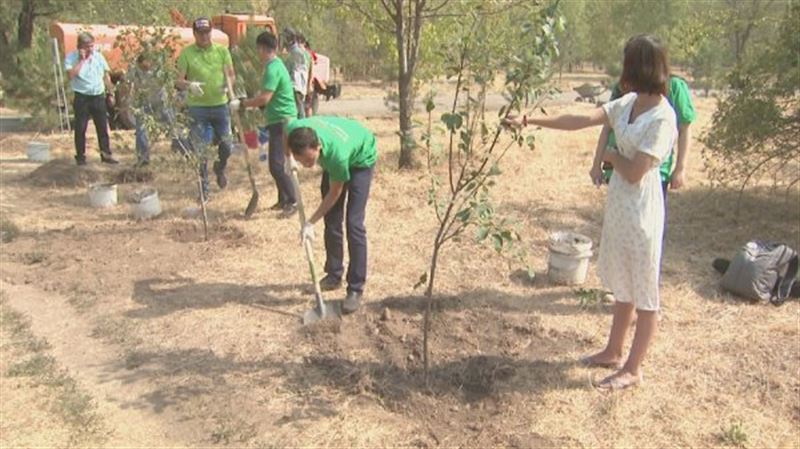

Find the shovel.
[
  {"left": 226, "top": 77, "right": 259, "bottom": 218},
  {"left": 289, "top": 162, "right": 340, "bottom": 324}
]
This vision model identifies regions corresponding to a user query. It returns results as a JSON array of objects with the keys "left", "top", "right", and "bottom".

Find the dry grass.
[
  {"left": 0, "top": 297, "right": 106, "bottom": 446},
  {"left": 0, "top": 92, "right": 798, "bottom": 448}
]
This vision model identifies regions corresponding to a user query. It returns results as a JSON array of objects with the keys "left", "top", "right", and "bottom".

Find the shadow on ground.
[{"left": 127, "top": 276, "right": 308, "bottom": 319}]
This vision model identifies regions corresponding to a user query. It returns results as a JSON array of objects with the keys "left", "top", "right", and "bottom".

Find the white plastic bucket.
[
  {"left": 87, "top": 183, "right": 118, "bottom": 208},
  {"left": 26, "top": 141, "right": 51, "bottom": 162},
  {"left": 547, "top": 231, "right": 593, "bottom": 285},
  {"left": 128, "top": 187, "right": 162, "bottom": 220}
]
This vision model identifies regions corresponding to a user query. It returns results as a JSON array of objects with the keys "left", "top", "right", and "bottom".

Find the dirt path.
[{"left": 1, "top": 281, "right": 191, "bottom": 447}]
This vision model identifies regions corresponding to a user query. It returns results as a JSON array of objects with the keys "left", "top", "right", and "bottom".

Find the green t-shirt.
[
  {"left": 605, "top": 76, "right": 696, "bottom": 182},
  {"left": 177, "top": 43, "right": 233, "bottom": 107},
  {"left": 262, "top": 58, "right": 297, "bottom": 125},
  {"left": 287, "top": 116, "right": 377, "bottom": 182}
]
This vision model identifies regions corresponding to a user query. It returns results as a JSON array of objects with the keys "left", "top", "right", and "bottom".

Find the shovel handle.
[{"left": 291, "top": 163, "right": 326, "bottom": 312}]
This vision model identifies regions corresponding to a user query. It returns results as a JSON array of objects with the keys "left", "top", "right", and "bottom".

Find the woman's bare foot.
[
  {"left": 580, "top": 352, "right": 623, "bottom": 369},
  {"left": 595, "top": 369, "right": 642, "bottom": 391}
]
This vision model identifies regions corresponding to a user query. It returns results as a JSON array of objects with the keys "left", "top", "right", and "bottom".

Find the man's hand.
[
  {"left": 187, "top": 81, "right": 204, "bottom": 97},
  {"left": 670, "top": 167, "right": 686, "bottom": 190},
  {"left": 79, "top": 48, "right": 91, "bottom": 61},
  {"left": 284, "top": 155, "right": 298, "bottom": 177},
  {"left": 228, "top": 98, "right": 241, "bottom": 113},
  {"left": 301, "top": 222, "right": 315, "bottom": 244},
  {"left": 105, "top": 93, "right": 115, "bottom": 109}
]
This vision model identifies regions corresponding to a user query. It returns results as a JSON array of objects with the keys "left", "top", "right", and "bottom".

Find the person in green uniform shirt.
[
  {"left": 176, "top": 17, "right": 237, "bottom": 201},
  {"left": 592, "top": 75, "right": 696, "bottom": 200},
  {"left": 240, "top": 31, "right": 299, "bottom": 216},
  {"left": 286, "top": 116, "right": 377, "bottom": 314}
]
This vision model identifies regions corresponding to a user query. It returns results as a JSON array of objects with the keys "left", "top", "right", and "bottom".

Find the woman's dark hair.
[
  {"left": 288, "top": 127, "right": 319, "bottom": 155},
  {"left": 620, "top": 34, "right": 670, "bottom": 96},
  {"left": 256, "top": 31, "right": 278, "bottom": 51}
]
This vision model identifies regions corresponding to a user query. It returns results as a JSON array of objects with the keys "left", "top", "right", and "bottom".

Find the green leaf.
[
  {"left": 441, "top": 112, "right": 463, "bottom": 131},
  {"left": 414, "top": 272, "right": 428, "bottom": 290},
  {"left": 426, "top": 97, "right": 436, "bottom": 112},
  {"left": 488, "top": 164, "right": 502, "bottom": 176},
  {"left": 526, "top": 266, "right": 536, "bottom": 282},
  {"left": 476, "top": 226, "right": 490, "bottom": 242},
  {"left": 455, "top": 208, "right": 471, "bottom": 222},
  {"left": 493, "top": 234, "right": 503, "bottom": 252},
  {"left": 526, "top": 135, "right": 536, "bottom": 151}
]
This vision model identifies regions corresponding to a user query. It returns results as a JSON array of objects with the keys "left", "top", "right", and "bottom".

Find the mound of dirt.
[
  {"left": 114, "top": 166, "right": 156, "bottom": 184},
  {"left": 24, "top": 159, "right": 113, "bottom": 188},
  {"left": 167, "top": 222, "right": 246, "bottom": 244}
]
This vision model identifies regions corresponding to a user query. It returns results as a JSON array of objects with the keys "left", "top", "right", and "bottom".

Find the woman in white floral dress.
[{"left": 504, "top": 35, "right": 677, "bottom": 390}]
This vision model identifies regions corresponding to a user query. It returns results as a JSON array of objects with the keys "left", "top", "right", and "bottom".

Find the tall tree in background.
[
  {"left": 701, "top": 2, "right": 799, "bottom": 197},
  {"left": 344, "top": 0, "right": 451, "bottom": 169}
]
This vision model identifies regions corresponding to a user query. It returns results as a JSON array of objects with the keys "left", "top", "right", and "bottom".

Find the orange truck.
[{"left": 49, "top": 13, "right": 336, "bottom": 129}]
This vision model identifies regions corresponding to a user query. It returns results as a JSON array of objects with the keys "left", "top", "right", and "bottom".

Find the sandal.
[
  {"left": 579, "top": 355, "right": 623, "bottom": 370},
  {"left": 594, "top": 371, "right": 643, "bottom": 392}
]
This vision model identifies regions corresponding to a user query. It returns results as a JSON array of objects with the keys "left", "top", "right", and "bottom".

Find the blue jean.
[
  {"left": 187, "top": 105, "right": 233, "bottom": 194},
  {"left": 134, "top": 104, "right": 175, "bottom": 163},
  {"left": 321, "top": 165, "right": 374, "bottom": 294},
  {"left": 267, "top": 121, "right": 297, "bottom": 205}
]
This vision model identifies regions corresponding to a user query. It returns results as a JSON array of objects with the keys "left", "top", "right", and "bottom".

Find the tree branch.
[{"left": 346, "top": 0, "right": 396, "bottom": 33}]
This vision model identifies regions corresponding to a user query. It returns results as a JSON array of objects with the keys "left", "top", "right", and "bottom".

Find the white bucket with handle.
[
  {"left": 87, "top": 183, "right": 118, "bottom": 208},
  {"left": 548, "top": 231, "right": 593, "bottom": 285},
  {"left": 128, "top": 187, "right": 162, "bottom": 220},
  {"left": 26, "top": 141, "right": 51, "bottom": 162}
]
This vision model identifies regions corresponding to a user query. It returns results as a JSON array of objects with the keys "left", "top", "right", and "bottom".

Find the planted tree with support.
[
  {"left": 114, "top": 27, "right": 213, "bottom": 239},
  {"left": 416, "top": 4, "right": 562, "bottom": 377},
  {"left": 343, "top": 0, "right": 451, "bottom": 169}
]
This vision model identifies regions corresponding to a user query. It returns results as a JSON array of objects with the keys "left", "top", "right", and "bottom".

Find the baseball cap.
[{"left": 192, "top": 18, "right": 212, "bottom": 32}]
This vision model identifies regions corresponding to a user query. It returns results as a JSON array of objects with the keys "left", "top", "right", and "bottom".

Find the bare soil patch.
[
  {"left": 1, "top": 93, "right": 798, "bottom": 448},
  {"left": 24, "top": 159, "right": 110, "bottom": 188}
]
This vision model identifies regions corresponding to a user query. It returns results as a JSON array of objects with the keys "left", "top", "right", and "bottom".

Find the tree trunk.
[
  {"left": 17, "top": 0, "right": 36, "bottom": 50},
  {"left": 397, "top": 72, "right": 416, "bottom": 169},
  {"left": 394, "top": 0, "right": 424, "bottom": 170},
  {"left": 423, "top": 237, "right": 442, "bottom": 378}
]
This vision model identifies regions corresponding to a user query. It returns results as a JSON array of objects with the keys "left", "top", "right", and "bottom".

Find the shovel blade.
[
  {"left": 302, "top": 302, "right": 341, "bottom": 325},
  {"left": 244, "top": 191, "right": 259, "bottom": 218}
]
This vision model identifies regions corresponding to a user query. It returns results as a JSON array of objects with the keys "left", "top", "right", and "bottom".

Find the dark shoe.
[
  {"left": 712, "top": 258, "right": 730, "bottom": 275},
  {"left": 280, "top": 203, "right": 297, "bottom": 218},
  {"left": 75, "top": 156, "right": 87, "bottom": 166},
  {"left": 342, "top": 291, "right": 362, "bottom": 315},
  {"left": 213, "top": 161, "right": 227, "bottom": 189},
  {"left": 136, "top": 159, "right": 150, "bottom": 167},
  {"left": 269, "top": 201, "right": 284, "bottom": 211},
  {"left": 319, "top": 275, "right": 342, "bottom": 292},
  {"left": 100, "top": 153, "right": 119, "bottom": 164}
]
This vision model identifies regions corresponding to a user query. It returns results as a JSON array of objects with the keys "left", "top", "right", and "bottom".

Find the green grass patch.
[{"left": 0, "top": 216, "right": 20, "bottom": 243}]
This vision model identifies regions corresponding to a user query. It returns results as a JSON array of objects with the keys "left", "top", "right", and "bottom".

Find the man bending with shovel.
[{"left": 285, "top": 117, "right": 376, "bottom": 314}]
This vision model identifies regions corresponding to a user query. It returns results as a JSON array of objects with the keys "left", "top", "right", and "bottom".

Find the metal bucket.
[
  {"left": 87, "top": 183, "right": 118, "bottom": 208},
  {"left": 26, "top": 141, "right": 51, "bottom": 162},
  {"left": 128, "top": 187, "right": 162, "bottom": 220},
  {"left": 547, "top": 231, "right": 593, "bottom": 285}
]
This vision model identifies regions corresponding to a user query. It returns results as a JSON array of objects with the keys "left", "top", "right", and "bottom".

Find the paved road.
[{"left": 317, "top": 89, "right": 613, "bottom": 118}]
